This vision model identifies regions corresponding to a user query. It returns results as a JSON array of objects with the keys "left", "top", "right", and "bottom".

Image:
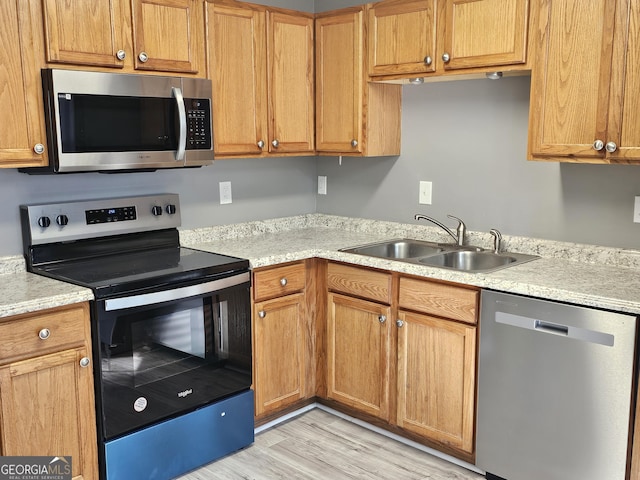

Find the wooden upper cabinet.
[
  {"left": 316, "top": 7, "right": 402, "bottom": 156},
  {"left": 268, "top": 12, "right": 315, "bottom": 153},
  {"left": 0, "top": 0, "right": 48, "bottom": 168},
  {"left": 368, "top": 0, "right": 437, "bottom": 77},
  {"left": 528, "top": 0, "right": 640, "bottom": 163},
  {"left": 367, "top": 0, "right": 529, "bottom": 79},
  {"left": 42, "top": 0, "right": 205, "bottom": 75},
  {"left": 131, "top": 0, "right": 204, "bottom": 73},
  {"left": 206, "top": 1, "right": 314, "bottom": 157},
  {"left": 442, "top": 0, "right": 529, "bottom": 70},
  {"left": 42, "top": 0, "right": 126, "bottom": 68}
]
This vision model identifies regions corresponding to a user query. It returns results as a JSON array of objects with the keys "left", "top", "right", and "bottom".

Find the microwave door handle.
[{"left": 172, "top": 87, "right": 187, "bottom": 161}]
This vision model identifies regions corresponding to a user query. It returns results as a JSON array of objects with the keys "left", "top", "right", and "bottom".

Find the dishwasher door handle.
[
  {"left": 534, "top": 320, "right": 569, "bottom": 335},
  {"left": 495, "top": 311, "right": 614, "bottom": 346}
]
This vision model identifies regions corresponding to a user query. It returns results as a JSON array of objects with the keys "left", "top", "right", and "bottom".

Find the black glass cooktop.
[{"left": 32, "top": 246, "right": 249, "bottom": 299}]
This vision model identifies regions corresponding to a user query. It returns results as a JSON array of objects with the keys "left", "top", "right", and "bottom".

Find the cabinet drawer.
[
  {"left": 399, "top": 277, "right": 478, "bottom": 324},
  {"left": 0, "top": 304, "right": 88, "bottom": 362},
  {"left": 327, "top": 263, "right": 391, "bottom": 304},
  {"left": 254, "top": 263, "right": 306, "bottom": 301}
]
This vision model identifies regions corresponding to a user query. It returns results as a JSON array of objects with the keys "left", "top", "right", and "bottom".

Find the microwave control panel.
[{"left": 186, "top": 99, "right": 212, "bottom": 150}]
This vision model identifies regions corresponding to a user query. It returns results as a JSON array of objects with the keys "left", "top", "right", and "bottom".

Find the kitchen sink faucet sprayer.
[
  {"left": 414, "top": 214, "right": 466, "bottom": 246},
  {"left": 489, "top": 229, "right": 502, "bottom": 254}
]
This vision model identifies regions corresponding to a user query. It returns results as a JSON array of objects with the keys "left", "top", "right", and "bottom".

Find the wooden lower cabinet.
[
  {"left": 0, "top": 303, "right": 98, "bottom": 480},
  {"left": 396, "top": 310, "right": 476, "bottom": 454},
  {"left": 326, "top": 292, "right": 392, "bottom": 420}
]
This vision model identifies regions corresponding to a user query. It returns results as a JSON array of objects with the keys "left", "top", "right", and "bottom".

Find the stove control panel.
[{"left": 21, "top": 194, "right": 181, "bottom": 246}]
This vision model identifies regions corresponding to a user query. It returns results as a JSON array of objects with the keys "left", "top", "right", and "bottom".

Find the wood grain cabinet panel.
[
  {"left": 0, "top": 0, "right": 48, "bottom": 168},
  {"left": 327, "top": 262, "right": 392, "bottom": 304},
  {"left": 254, "top": 262, "right": 306, "bottom": 302},
  {"left": 399, "top": 277, "right": 478, "bottom": 324},
  {"left": 528, "top": 0, "right": 640, "bottom": 162},
  {"left": 326, "top": 292, "right": 392, "bottom": 420},
  {"left": 0, "top": 303, "right": 98, "bottom": 480},
  {"left": 396, "top": 310, "right": 476, "bottom": 454}
]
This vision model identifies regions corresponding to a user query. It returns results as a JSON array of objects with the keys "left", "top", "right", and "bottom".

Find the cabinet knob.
[
  {"left": 138, "top": 52, "right": 149, "bottom": 63},
  {"left": 593, "top": 139, "right": 604, "bottom": 151},
  {"left": 38, "top": 328, "right": 51, "bottom": 340},
  {"left": 80, "top": 357, "right": 91, "bottom": 368},
  {"left": 351, "top": 139, "right": 358, "bottom": 148},
  {"left": 271, "top": 139, "right": 279, "bottom": 148},
  {"left": 378, "top": 315, "right": 387, "bottom": 324},
  {"left": 424, "top": 56, "right": 432, "bottom": 66},
  {"left": 258, "top": 310, "right": 266, "bottom": 318},
  {"left": 116, "top": 50, "right": 126, "bottom": 60},
  {"left": 280, "top": 278, "right": 288, "bottom": 286},
  {"left": 33, "top": 143, "right": 45, "bottom": 155},
  {"left": 396, "top": 319, "right": 404, "bottom": 328},
  {"left": 442, "top": 52, "right": 451, "bottom": 63},
  {"left": 605, "top": 141, "right": 618, "bottom": 153},
  {"left": 257, "top": 140, "right": 265, "bottom": 148}
]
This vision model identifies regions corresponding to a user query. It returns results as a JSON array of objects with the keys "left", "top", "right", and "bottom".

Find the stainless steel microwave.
[{"left": 24, "top": 69, "right": 214, "bottom": 174}]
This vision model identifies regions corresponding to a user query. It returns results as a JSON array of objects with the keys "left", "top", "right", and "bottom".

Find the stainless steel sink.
[{"left": 340, "top": 238, "right": 538, "bottom": 273}]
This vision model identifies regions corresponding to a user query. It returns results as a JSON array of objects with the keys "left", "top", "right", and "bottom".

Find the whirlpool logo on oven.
[{"left": 177, "top": 388, "right": 193, "bottom": 398}]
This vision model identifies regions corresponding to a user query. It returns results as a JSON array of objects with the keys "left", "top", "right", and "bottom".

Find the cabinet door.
[
  {"left": 254, "top": 293, "right": 307, "bottom": 417},
  {"left": 207, "top": 3, "right": 268, "bottom": 156},
  {"left": 608, "top": 0, "right": 640, "bottom": 161},
  {"left": 528, "top": 0, "right": 615, "bottom": 160},
  {"left": 42, "top": 0, "right": 127, "bottom": 68},
  {"left": 441, "top": 0, "right": 529, "bottom": 70},
  {"left": 368, "top": 0, "right": 437, "bottom": 76},
  {"left": 0, "top": 0, "right": 48, "bottom": 168},
  {"left": 131, "top": 0, "right": 204, "bottom": 73},
  {"left": 396, "top": 311, "right": 476, "bottom": 454},
  {"left": 316, "top": 10, "right": 363, "bottom": 153},
  {"left": 327, "top": 293, "right": 391, "bottom": 420},
  {"left": 0, "top": 348, "right": 98, "bottom": 480},
  {"left": 267, "top": 12, "right": 315, "bottom": 153}
]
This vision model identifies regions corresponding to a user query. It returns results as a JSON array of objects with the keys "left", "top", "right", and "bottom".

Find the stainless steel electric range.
[{"left": 20, "top": 194, "right": 254, "bottom": 480}]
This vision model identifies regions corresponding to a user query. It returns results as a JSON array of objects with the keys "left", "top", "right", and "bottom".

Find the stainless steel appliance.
[
  {"left": 23, "top": 69, "right": 213, "bottom": 174},
  {"left": 21, "top": 194, "right": 252, "bottom": 480},
  {"left": 476, "top": 290, "right": 638, "bottom": 480}
]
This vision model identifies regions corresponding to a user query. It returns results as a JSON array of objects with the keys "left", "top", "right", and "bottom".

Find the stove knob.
[
  {"left": 56, "top": 214, "right": 69, "bottom": 226},
  {"left": 37, "top": 216, "right": 51, "bottom": 228},
  {"left": 151, "top": 205, "right": 163, "bottom": 216},
  {"left": 165, "top": 204, "right": 177, "bottom": 215}
]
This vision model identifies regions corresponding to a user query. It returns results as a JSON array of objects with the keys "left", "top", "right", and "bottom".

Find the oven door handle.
[{"left": 104, "top": 272, "right": 250, "bottom": 311}]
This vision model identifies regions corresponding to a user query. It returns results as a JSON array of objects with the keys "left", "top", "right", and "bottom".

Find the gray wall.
[{"left": 316, "top": 76, "right": 640, "bottom": 250}]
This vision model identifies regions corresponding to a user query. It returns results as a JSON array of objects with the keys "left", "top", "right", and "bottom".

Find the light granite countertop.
[{"left": 1, "top": 214, "right": 639, "bottom": 318}]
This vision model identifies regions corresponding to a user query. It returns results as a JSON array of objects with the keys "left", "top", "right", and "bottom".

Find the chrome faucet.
[
  {"left": 414, "top": 214, "right": 466, "bottom": 246},
  {"left": 489, "top": 228, "right": 502, "bottom": 254}
]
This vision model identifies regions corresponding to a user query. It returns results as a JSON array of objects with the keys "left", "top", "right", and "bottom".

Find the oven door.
[{"left": 94, "top": 272, "right": 251, "bottom": 440}]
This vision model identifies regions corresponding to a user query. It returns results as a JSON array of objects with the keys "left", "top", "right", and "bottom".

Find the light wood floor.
[{"left": 176, "top": 408, "right": 485, "bottom": 479}]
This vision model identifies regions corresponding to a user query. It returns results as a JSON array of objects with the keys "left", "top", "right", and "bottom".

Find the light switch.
[
  {"left": 634, "top": 196, "right": 640, "bottom": 223},
  {"left": 318, "top": 176, "right": 327, "bottom": 195},
  {"left": 219, "top": 181, "right": 232, "bottom": 205},
  {"left": 419, "top": 181, "right": 432, "bottom": 205}
]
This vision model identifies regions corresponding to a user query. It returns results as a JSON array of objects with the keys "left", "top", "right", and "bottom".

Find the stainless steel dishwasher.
[{"left": 476, "top": 290, "right": 638, "bottom": 480}]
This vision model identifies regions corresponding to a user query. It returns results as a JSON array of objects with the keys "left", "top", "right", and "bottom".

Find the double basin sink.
[{"left": 340, "top": 238, "right": 538, "bottom": 273}]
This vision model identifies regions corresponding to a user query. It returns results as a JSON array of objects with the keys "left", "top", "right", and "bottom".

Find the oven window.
[{"left": 101, "top": 295, "right": 244, "bottom": 389}]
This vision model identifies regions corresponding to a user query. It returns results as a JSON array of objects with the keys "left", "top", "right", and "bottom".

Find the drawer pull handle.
[
  {"left": 258, "top": 310, "right": 266, "bottom": 318},
  {"left": 38, "top": 328, "right": 51, "bottom": 340},
  {"left": 80, "top": 357, "right": 91, "bottom": 368},
  {"left": 280, "top": 278, "right": 288, "bottom": 287}
]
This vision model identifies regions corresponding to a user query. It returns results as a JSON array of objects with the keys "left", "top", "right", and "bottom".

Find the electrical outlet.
[
  {"left": 419, "top": 181, "right": 432, "bottom": 205},
  {"left": 634, "top": 196, "right": 640, "bottom": 223},
  {"left": 318, "top": 176, "right": 327, "bottom": 195},
  {"left": 219, "top": 181, "right": 232, "bottom": 205}
]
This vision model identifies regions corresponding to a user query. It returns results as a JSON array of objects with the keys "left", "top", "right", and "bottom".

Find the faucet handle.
[
  {"left": 489, "top": 228, "right": 502, "bottom": 254},
  {"left": 446, "top": 214, "right": 465, "bottom": 227},
  {"left": 447, "top": 215, "right": 466, "bottom": 246}
]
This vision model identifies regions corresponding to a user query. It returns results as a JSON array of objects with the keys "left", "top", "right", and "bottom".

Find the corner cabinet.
[
  {"left": 528, "top": 0, "right": 640, "bottom": 163},
  {"left": 0, "top": 303, "right": 98, "bottom": 480},
  {"left": 252, "top": 261, "right": 314, "bottom": 421},
  {"left": 206, "top": 0, "right": 315, "bottom": 158},
  {"left": 42, "top": 0, "right": 205, "bottom": 74},
  {"left": 367, "top": 0, "right": 530, "bottom": 80},
  {"left": 315, "top": 7, "right": 402, "bottom": 156},
  {"left": 0, "top": 0, "right": 48, "bottom": 168}
]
